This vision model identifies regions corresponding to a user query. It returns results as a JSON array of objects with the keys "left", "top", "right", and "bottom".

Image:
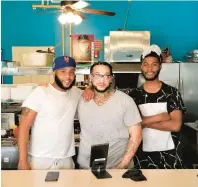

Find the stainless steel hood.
[
  {"left": 111, "top": 63, "right": 141, "bottom": 73},
  {"left": 105, "top": 31, "right": 150, "bottom": 64}
]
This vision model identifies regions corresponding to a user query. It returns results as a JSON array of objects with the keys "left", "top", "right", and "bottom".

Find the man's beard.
[
  {"left": 55, "top": 74, "right": 76, "bottom": 91},
  {"left": 141, "top": 68, "right": 161, "bottom": 81},
  {"left": 92, "top": 82, "right": 112, "bottom": 93}
]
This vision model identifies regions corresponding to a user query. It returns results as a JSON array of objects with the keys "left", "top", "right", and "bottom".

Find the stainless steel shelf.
[
  {"left": 185, "top": 122, "right": 198, "bottom": 132},
  {"left": 1, "top": 67, "right": 90, "bottom": 75},
  {"left": 76, "top": 68, "right": 90, "bottom": 75},
  {"left": 1, "top": 100, "right": 23, "bottom": 104},
  {"left": 111, "top": 63, "right": 141, "bottom": 73},
  {"left": 1, "top": 67, "right": 52, "bottom": 75}
]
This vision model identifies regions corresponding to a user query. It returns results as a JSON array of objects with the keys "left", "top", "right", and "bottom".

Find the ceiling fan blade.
[
  {"left": 77, "top": 12, "right": 86, "bottom": 20},
  {"left": 71, "top": 1, "right": 90, "bottom": 9},
  {"left": 78, "top": 8, "right": 115, "bottom": 16}
]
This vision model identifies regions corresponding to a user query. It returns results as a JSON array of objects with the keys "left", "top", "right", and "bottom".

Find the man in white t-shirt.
[
  {"left": 18, "top": 56, "right": 91, "bottom": 170},
  {"left": 77, "top": 62, "right": 142, "bottom": 169}
]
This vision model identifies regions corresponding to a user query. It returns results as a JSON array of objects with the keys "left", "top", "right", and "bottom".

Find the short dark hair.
[
  {"left": 141, "top": 51, "right": 162, "bottom": 64},
  {"left": 78, "top": 35, "right": 89, "bottom": 40},
  {"left": 90, "top": 62, "right": 113, "bottom": 75}
]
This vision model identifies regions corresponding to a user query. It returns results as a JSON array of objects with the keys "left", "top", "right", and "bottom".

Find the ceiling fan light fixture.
[
  {"left": 58, "top": 9, "right": 84, "bottom": 25},
  {"left": 65, "top": 12, "right": 75, "bottom": 23},
  {"left": 74, "top": 14, "right": 82, "bottom": 25},
  {"left": 58, "top": 14, "right": 67, "bottom": 24}
]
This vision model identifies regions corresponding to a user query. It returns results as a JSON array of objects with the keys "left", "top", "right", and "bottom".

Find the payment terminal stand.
[{"left": 90, "top": 143, "right": 112, "bottom": 179}]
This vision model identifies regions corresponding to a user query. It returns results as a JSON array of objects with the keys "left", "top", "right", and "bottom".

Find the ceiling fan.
[
  {"left": 32, "top": 1, "right": 116, "bottom": 55},
  {"left": 32, "top": 0, "right": 116, "bottom": 18}
]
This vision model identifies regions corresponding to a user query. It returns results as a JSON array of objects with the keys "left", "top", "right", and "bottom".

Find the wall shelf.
[
  {"left": 1, "top": 67, "right": 90, "bottom": 75},
  {"left": 1, "top": 64, "right": 142, "bottom": 76},
  {"left": 1, "top": 67, "right": 52, "bottom": 75},
  {"left": 1, "top": 100, "right": 23, "bottom": 104}
]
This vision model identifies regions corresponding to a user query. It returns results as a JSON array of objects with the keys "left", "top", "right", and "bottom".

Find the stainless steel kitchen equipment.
[
  {"left": 105, "top": 31, "right": 150, "bottom": 63},
  {"left": 1, "top": 104, "right": 22, "bottom": 130},
  {"left": 1, "top": 113, "right": 15, "bottom": 130},
  {"left": 180, "top": 63, "right": 198, "bottom": 122},
  {"left": 184, "top": 50, "right": 198, "bottom": 63},
  {"left": 104, "top": 36, "right": 110, "bottom": 63},
  {"left": 1, "top": 138, "right": 19, "bottom": 170},
  {"left": 183, "top": 122, "right": 198, "bottom": 168},
  {"left": 184, "top": 122, "right": 198, "bottom": 153}
]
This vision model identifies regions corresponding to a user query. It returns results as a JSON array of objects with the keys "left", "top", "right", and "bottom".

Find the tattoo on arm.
[
  {"left": 124, "top": 139, "right": 139, "bottom": 160},
  {"left": 21, "top": 107, "right": 32, "bottom": 116},
  {"left": 116, "top": 139, "right": 139, "bottom": 168}
]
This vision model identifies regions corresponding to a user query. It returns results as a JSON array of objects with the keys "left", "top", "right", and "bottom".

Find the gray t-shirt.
[{"left": 77, "top": 90, "right": 142, "bottom": 169}]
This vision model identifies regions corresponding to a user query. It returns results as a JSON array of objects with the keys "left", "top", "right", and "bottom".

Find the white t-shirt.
[{"left": 22, "top": 84, "right": 82, "bottom": 158}]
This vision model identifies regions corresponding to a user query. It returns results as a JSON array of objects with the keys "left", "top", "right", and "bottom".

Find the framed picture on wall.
[{"left": 72, "top": 34, "right": 94, "bottom": 63}]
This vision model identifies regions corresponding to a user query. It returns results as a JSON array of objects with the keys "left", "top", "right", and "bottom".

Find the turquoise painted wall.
[{"left": 1, "top": 1, "right": 198, "bottom": 83}]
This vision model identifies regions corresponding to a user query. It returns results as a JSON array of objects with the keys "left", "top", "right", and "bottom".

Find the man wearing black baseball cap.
[
  {"left": 18, "top": 56, "right": 93, "bottom": 170},
  {"left": 129, "top": 45, "right": 186, "bottom": 169}
]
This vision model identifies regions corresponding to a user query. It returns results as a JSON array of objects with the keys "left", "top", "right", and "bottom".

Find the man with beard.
[
  {"left": 77, "top": 62, "right": 142, "bottom": 169},
  {"left": 18, "top": 56, "right": 90, "bottom": 170},
  {"left": 129, "top": 45, "right": 186, "bottom": 169}
]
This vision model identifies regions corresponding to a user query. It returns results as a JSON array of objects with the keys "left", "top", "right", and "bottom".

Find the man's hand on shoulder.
[
  {"left": 39, "top": 82, "right": 49, "bottom": 87},
  {"left": 81, "top": 86, "right": 94, "bottom": 101}
]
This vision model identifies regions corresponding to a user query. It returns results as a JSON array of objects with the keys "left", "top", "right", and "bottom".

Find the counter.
[{"left": 2, "top": 169, "right": 198, "bottom": 187}]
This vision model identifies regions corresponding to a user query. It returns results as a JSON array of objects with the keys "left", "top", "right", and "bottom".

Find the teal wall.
[{"left": 1, "top": 1, "right": 198, "bottom": 83}]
